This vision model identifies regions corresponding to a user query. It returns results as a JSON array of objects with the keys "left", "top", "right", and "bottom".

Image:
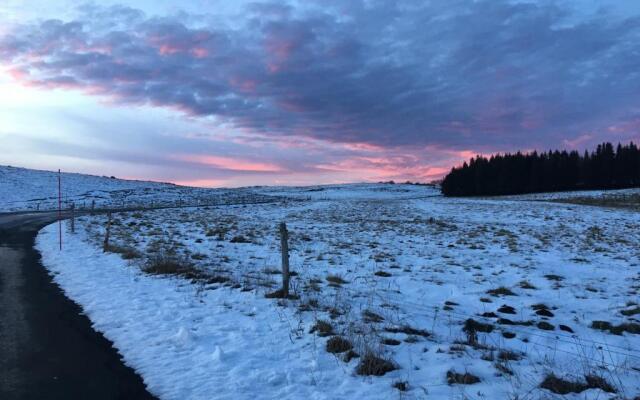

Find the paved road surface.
[{"left": 0, "top": 212, "right": 155, "bottom": 399}]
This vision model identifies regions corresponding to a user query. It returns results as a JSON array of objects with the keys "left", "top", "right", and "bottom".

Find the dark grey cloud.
[{"left": 2, "top": 0, "right": 640, "bottom": 152}]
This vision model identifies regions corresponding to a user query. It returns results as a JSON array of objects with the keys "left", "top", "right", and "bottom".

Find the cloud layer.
[{"left": 2, "top": 0, "right": 640, "bottom": 184}]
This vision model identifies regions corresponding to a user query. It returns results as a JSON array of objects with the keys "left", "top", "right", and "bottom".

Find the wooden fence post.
[
  {"left": 70, "top": 203, "right": 75, "bottom": 233},
  {"left": 103, "top": 212, "right": 112, "bottom": 252},
  {"left": 280, "top": 222, "right": 290, "bottom": 297}
]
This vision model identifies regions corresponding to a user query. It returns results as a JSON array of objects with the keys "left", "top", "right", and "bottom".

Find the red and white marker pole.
[{"left": 58, "top": 169, "right": 62, "bottom": 251}]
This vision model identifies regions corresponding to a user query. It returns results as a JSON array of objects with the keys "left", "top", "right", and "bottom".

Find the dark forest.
[{"left": 441, "top": 142, "right": 640, "bottom": 196}]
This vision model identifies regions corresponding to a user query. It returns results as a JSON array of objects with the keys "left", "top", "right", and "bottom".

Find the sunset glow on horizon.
[{"left": 1, "top": 0, "right": 640, "bottom": 187}]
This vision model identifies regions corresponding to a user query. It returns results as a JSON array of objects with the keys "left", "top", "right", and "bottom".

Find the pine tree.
[{"left": 441, "top": 142, "right": 640, "bottom": 196}]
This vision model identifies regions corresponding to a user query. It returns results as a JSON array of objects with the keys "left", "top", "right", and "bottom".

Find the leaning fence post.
[
  {"left": 280, "top": 222, "right": 290, "bottom": 297},
  {"left": 103, "top": 212, "right": 112, "bottom": 252}
]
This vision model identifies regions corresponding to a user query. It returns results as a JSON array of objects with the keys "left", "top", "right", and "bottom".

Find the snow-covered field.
[
  {"left": 502, "top": 187, "right": 640, "bottom": 202},
  {"left": 35, "top": 183, "right": 640, "bottom": 399},
  {"left": 0, "top": 165, "right": 284, "bottom": 212}
]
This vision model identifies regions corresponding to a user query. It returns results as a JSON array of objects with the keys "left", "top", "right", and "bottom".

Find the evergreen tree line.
[{"left": 440, "top": 142, "right": 640, "bottom": 196}]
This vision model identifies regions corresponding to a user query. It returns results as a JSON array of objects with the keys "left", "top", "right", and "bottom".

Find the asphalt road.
[{"left": 0, "top": 212, "right": 155, "bottom": 399}]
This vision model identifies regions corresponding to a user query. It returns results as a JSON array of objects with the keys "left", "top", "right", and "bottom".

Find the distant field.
[
  {"left": 36, "top": 183, "right": 640, "bottom": 399},
  {"left": 552, "top": 193, "right": 640, "bottom": 210}
]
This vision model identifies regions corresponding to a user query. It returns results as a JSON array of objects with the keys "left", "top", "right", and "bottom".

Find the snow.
[
  {"left": 497, "top": 187, "right": 640, "bottom": 201},
  {"left": 36, "top": 223, "right": 395, "bottom": 400},
  {"left": 0, "top": 165, "right": 170, "bottom": 211},
  {"left": 34, "top": 183, "right": 640, "bottom": 399},
  {"left": 255, "top": 182, "right": 440, "bottom": 200},
  {"left": 0, "top": 165, "right": 284, "bottom": 212}
]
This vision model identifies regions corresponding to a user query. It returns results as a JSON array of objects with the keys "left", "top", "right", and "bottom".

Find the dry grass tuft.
[
  {"left": 385, "top": 325, "right": 430, "bottom": 337},
  {"left": 326, "top": 336, "right": 353, "bottom": 354},
  {"left": 392, "top": 380, "right": 408, "bottom": 391},
  {"left": 143, "top": 253, "right": 195, "bottom": 275},
  {"left": 540, "top": 373, "right": 616, "bottom": 395},
  {"left": 487, "top": 286, "right": 517, "bottom": 296},
  {"left": 310, "top": 320, "right": 334, "bottom": 337},
  {"left": 355, "top": 353, "right": 397, "bottom": 376},
  {"left": 446, "top": 370, "right": 480, "bottom": 385},
  {"left": 326, "top": 274, "right": 348, "bottom": 286},
  {"left": 463, "top": 318, "right": 494, "bottom": 333},
  {"left": 591, "top": 320, "right": 640, "bottom": 335},
  {"left": 362, "top": 310, "right": 384, "bottom": 323},
  {"left": 104, "top": 244, "right": 141, "bottom": 260}
]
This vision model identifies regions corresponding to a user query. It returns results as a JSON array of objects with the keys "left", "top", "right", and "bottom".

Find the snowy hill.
[{"left": 0, "top": 165, "right": 279, "bottom": 212}]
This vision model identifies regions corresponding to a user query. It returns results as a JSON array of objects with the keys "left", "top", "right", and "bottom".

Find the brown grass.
[
  {"left": 143, "top": 253, "right": 195, "bottom": 275},
  {"left": 591, "top": 320, "right": 640, "bottom": 335},
  {"left": 463, "top": 318, "right": 494, "bottom": 333},
  {"left": 487, "top": 286, "right": 517, "bottom": 296},
  {"left": 326, "top": 336, "right": 353, "bottom": 354},
  {"left": 551, "top": 193, "right": 640, "bottom": 210},
  {"left": 385, "top": 325, "right": 430, "bottom": 337},
  {"left": 355, "top": 353, "right": 397, "bottom": 376},
  {"left": 326, "top": 275, "right": 348, "bottom": 286},
  {"left": 310, "top": 320, "right": 334, "bottom": 337},
  {"left": 446, "top": 370, "right": 480, "bottom": 385},
  {"left": 104, "top": 244, "right": 141, "bottom": 260},
  {"left": 540, "top": 373, "right": 616, "bottom": 395},
  {"left": 362, "top": 310, "right": 384, "bottom": 323}
]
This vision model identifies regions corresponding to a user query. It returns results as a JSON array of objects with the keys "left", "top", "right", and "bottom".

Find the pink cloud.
[
  {"left": 315, "top": 154, "right": 451, "bottom": 182},
  {"left": 172, "top": 178, "right": 228, "bottom": 188},
  {"left": 608, "top": 119, "right": 640, "bottom": 134},
  {"left": 191, "top": 47, "right": 209, "bottom": 58},
  {"left": 264, "top": 36, "right": 297, "bottom": 74},
  {"left": 6, "top": 66, "right": 29, "bottom": 80},
  {"left": 158, "top": 44, "right": 181, "bottom": 55},
  {"left": 455, "top": 150, "right": 478, "bottom": 159},
  {"left": 174, "top": 154, "right": 283, "bottom": 172},
  {"left": 563, "top": 133, "right": 593, "bottom": 148},
  {"left": 229, "top": 77, "right": 258, "bottom": 94},
  {"left": 342, "top": 142, "right": 386, "bottom": 152}
]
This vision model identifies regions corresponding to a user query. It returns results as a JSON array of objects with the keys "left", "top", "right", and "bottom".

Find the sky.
[{"left": 1, "top": 0, "right": 639, "bottom": 187}]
